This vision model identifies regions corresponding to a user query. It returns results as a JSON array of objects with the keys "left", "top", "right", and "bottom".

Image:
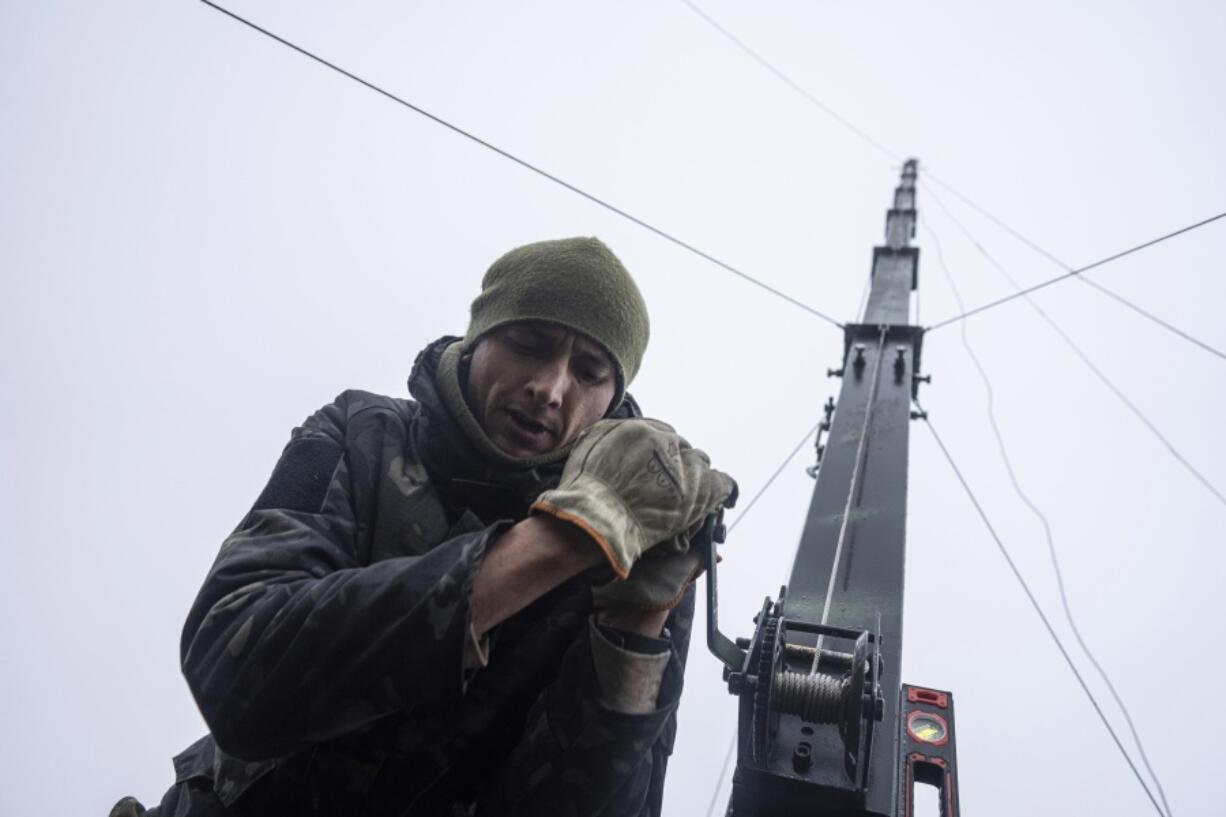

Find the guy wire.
[
  {"left": 678, "top": 0, "right": 903, "bottom": 165},
  {"left": 678, "top": 0, "right": 1225, "bottom": 360},
  {"left": 925, "top": 221, "right": 1174, "bottom": 817},
  {"left": 711, "top": 414, "right": 823, "bottom": 814},
  {"left": 729, "top": 420, "right": 822, "bottom": 534},
  {"left": 703, "top": 732, "right": 737, "bottom": 817},
  {"left": 918, "top": 409, "right": 1167, "bottom": 817},
  {"left": 924, "top": 185, "right": 1226, "bottom": 509},
  {"left": 855, "top": 270, "right": 873, "bottom": 322},
  {"left": 1076, "top": 276, "right": 1226, "bottom": 362},
  {"left": 922, "top": 174, "right": 1225, "bottom": 359},
  {"left": 203, "top": 3, "right": 1195, "bottom": 808},
  {"left": 925, "top": 209, "right": 1226, "bottom": 332},
  {"left": 199, "top": 0, "right": 843, "bottom": 329}
]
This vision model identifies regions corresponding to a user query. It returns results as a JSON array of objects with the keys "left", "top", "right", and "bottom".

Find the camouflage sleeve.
[
  {"left": 180, "top": 394, "right": 500, "bottom": 761},
  {"left": 477, "top": 585, "right": 696, "bottom": 817}
]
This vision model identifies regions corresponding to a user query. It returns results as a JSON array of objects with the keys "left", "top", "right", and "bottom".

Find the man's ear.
[{"left": 457, "top": 351, "right": 474, "bottom": 400}]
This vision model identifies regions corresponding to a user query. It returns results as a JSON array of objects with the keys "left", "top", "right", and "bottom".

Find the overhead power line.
[
  {"left": 198, "top": 0, "right": 843, "bottom": 329},
  {"left": 924, "top": 187, "right": 1226, "bottom": 509},
  {"left": 926, "top": 222, "right": 1175, "bottom": 817},
  {"left": 926, "top": 210, "right": 1226, "bottom": 332},
  {"left": 918, "top": 410, "right": 1167, "bottom": 817}
]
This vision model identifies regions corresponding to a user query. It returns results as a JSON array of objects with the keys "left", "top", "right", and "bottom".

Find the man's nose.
[{"left": 525, "top": 356, "right": 569, "bottom": 407}]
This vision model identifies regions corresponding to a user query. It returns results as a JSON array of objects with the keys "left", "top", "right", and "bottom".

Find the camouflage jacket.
[{"left": 166, "top": 337, "right": 694, "bottom": 817}]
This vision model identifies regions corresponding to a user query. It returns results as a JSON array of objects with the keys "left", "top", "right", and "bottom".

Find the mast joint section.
[{"left": 841, "top": 323, "right": 926, "bottom": 399}]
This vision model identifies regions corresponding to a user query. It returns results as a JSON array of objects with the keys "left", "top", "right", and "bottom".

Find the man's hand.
[
  {"left": 530, "top": 418, "right": 736, "bottom": 579},
  {"left": 592, "top": 535, "right": 705, "bottom": 613}
]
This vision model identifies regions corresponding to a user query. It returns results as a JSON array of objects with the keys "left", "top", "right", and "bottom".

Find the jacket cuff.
[
  {"left": 464, "top": 622, "right": 492, "bottom": 671},
  {"left": 588, "top": 617, "right": 670, "bottom": 715}
]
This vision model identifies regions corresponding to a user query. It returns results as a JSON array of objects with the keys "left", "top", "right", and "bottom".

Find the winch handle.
[{"left": 700, "top": 509, "right": 747, "bottom": 672}]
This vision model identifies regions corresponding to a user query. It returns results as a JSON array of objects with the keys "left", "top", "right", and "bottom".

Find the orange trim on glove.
[{"left": 530, "top": 500, "right": 631, "bottom": 580}]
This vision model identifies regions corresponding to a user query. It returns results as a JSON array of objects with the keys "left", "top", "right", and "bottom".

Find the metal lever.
[{"left": 703, "top": 510, "right": 747, "bottom": 672}]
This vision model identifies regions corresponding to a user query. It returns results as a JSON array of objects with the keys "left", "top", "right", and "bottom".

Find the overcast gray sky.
[{"left": 3, "top": 1, "right": 1224, "bottom": 815}]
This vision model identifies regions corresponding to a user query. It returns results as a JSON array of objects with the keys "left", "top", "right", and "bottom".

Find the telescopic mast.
[{"left": 705, "top": 160, "right": 962, "bottom": 816}]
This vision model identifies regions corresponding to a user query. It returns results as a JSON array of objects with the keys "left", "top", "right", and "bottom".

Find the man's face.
[{"left": 465, "top": 322, "right": 618, "bottom": 458}]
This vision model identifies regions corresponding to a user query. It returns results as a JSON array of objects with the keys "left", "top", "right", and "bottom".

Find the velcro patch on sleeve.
[{"left": 252, "top": 438, "right": 343, "bottom": 514}]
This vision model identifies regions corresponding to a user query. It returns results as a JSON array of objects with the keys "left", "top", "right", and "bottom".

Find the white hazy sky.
[{"left": 3, "top": 2, "right": 1224, "bottom": 815}]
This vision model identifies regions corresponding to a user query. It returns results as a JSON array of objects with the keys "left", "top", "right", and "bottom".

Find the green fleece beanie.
[{"left": 462, "top": 237, "right": 650, "bottom": 410}]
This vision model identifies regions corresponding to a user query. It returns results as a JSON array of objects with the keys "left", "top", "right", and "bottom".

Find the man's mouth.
[{"left": 504, "top": 407, "right": 555, "bottom": 441}]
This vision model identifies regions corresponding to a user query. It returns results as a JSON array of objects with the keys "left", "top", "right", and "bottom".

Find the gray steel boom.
[{"left": 705, "top": 160, "right": 962, "bottom": 816}]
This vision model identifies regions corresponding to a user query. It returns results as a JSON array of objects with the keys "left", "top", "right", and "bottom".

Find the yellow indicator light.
[{"left": 908, "top": 713, "right": 947, "bottom": 744}]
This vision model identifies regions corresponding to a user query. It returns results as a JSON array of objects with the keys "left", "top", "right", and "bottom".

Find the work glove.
[
  {"left": 531, "top": 418, "right": 737, "bottom": 579},
  {"left": 592, "top": 533, "right": 703, "bottom": 612}
]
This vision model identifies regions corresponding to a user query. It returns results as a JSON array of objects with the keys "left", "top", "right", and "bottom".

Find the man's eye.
[
  {"left": 576, "top": 365, "right": 610, "bottom": 385},
  {"left": 506, "top": 334, "right": 543, "bottom": 353}
]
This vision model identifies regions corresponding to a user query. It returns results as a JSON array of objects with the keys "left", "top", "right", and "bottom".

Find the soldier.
[{"left": 112, "top": 236, "right": 737, "bottom": 816}]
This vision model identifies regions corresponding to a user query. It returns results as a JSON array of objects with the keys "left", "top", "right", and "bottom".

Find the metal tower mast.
[{"left": 705, "top": 160, "right": 961, "bottom": 816}]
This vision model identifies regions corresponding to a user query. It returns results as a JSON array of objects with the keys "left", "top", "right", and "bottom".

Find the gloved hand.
[
  {"left": 530, "top": 418, "right": 737, "bottom": 579},
  {"left": 591, "top": 533, "right": 703, "bottom": 612}
]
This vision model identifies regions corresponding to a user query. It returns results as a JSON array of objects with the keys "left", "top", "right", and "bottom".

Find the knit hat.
[{"left": 461, "top": 237, "right": 650, "bottom": 411}]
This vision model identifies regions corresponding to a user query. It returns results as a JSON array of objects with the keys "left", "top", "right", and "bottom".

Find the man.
[{"left": 113, "top": 236, "right": 736, "bottom": 816}]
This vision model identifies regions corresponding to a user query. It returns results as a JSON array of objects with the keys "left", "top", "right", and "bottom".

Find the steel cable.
[
  {"left": 925, "top": 210, "right": 1226, "bottom": 332},
  {"left": 918, "top": 409, "right": 1167, "bottom": 817},
  {"left": 678, "top": 1, "right": 1225, "bottom": 357},
  {"left": 198, "top": 0, "right": 843, "bottom": 329},
  {"left": 855, "top": 270, "right": 873, "bottom": 322},
  {"left": 923, "top": 173, "right": 1222, "bottom": 362},
  {"left": 925, "top": 221, "right": 1175, "bottom": 817},
  {"left": 810, "top": 326, "right": 888, "bottom": 675},
  {"left": 676, "top": 6, "right": 1181, "bottom": 811},
  {"left": 1076, "top": 276, "right": 1226, "bottom": 362},
  {"left": 727, "top": 420, "right": 823, "bottom": 534},
  {"left": 201, "top": 5, "right": 1200, "bottom": 812},
  {"left": 703, "top": 733, "right": 736, "bottom": 817},
  {"left": 704, "top": 417, "right": 823, "bottom": 817},
  {"left": 924, "top": 186, "right": 1226, "bottom": 509},
  {"left": 678, "top": 0, "right": 904, "bottom": 165}
]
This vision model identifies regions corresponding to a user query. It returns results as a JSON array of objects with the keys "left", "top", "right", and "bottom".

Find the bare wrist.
[
  {"left": 595, "top": 608, "right": 670, "bottom": 638},
  {"left": 515, "top": 514, "right": 605, "bottom": 570},
  {"left": 470, "top": 515, "right": 605, "bottom": 636}
]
